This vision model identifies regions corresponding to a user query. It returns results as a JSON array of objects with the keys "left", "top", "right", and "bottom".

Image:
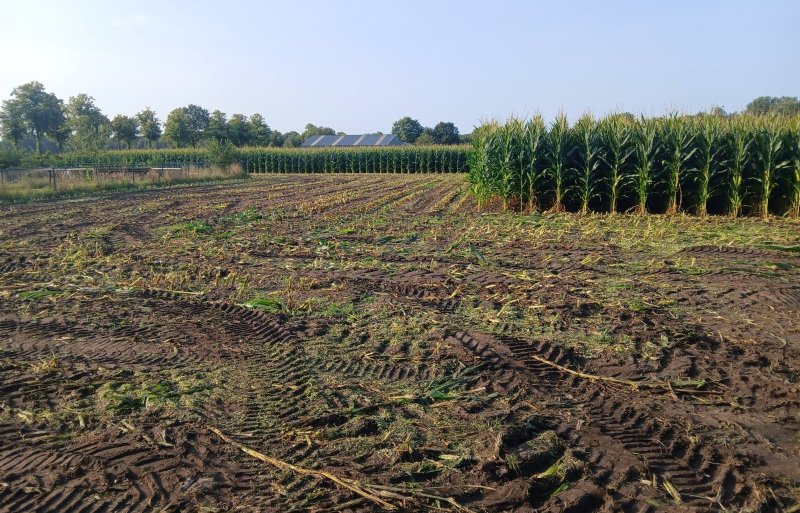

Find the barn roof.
[{"left": 300, "top": 134, "right": 406, "bottom": 148}]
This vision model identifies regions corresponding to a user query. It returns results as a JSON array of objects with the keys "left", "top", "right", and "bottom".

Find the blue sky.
[{"left": 2, "top": 0, "right": 798, "bottom": 134}]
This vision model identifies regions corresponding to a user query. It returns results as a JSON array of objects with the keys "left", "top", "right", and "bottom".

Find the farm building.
[{"left": 300, "top": 133, "right": 407, "bottom": 148}]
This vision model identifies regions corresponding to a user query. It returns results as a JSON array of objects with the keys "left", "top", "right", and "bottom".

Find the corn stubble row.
[{"left": 468, "top": 114, "right": 800, "bottom": 217}]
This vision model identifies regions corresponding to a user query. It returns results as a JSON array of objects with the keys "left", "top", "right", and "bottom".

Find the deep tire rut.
[{"left": 446, "top": 331, "right": 748, "bottom": 512}]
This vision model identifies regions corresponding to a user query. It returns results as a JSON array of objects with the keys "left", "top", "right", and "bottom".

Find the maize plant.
[
  {"left": 659, "top": 115, "right": 696, "bottom": 214},
  {"left": 599, "top": 115, "right": 633, "bottom": 213},
  {"left": 544, "top": 114, "right": 571, "bottom": 212},
  {"left": 786, "top": 118, "right": 800, "bottom": 217},
  {"left": 722, "top": 117, "right": 752, "bottom": 217},
  {"left": 570, "top": 114, "right": 602, "bottom": 214},
  {"left": 751, "top": 116, "right": 788, "bottom": 218},
  {"left": 630, "top": 117, "right": 657, "bottom": 215},
  {"left": 498, "top": 121, "right": 520, "bottom": 210},
  {"left": 523, "top": 116, "right": 546, "bottom": 212},
  {"left": 692, "top": 115, "right": 724, "bottom": 217},
  {"left": 467, "top": 123, "right": 498, "bottom": 208}
]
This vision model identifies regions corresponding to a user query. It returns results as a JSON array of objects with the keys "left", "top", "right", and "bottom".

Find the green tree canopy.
[
  {"left": 6, "top": 81, "right": 66, "bottom": 154},
  {"left": 301, "top": 123, "right": 336, "bottom": 141},
  {"left": 432, "top": 122, "right": 460, "bottom": 145},
  {"left": 165, "top": 105, "right": 210, "bottom": 148},
  {"left": 0, "top": 97, "right": 26, "bottom": 151},
  {"left": 745, "top": 96, "right": 800, "bottom": 116},
  {"left": 110, "top": 114, "right": 138, "bottom": 149},
  {"left": 268, "top": 130, "right": 285, "bottom": 148},
  {"left": 208, "top": 110, "right": 229, "bottom": 142},
  {"left": 282, "top": 131, "right": 302, "bottom": 147},
  {"left": 415, "top": 128, "right": 436, "bottom": 145},
  {"left": 228, "top": 114, "right": 251, "bottom": 146},
  {"left": 184, "top": 104, "right": 210, "bottom": 147},
  {"left": 163, "top": 108, "right": 191, "bottom": 147},
  {"left": 135, "top": 108, "right": 161, "bottom": 148},
  {"left": 248, "top": 114, "right": 271, "bottom": 146},
  {"left": 66, "top": 93, "right": 110, "bottom": 152},
  {"left": 392, "top": 117, "right": 424, "bottom": 143}
]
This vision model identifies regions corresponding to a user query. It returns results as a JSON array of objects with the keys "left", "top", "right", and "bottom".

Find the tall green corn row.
[
  {"left": 659, "top": 115, "right": 696, "bottom": 215},
  {"left": 692, "top": 116, "right": 724, "bottom": 217},
  {"left": 570, "top": 114, "right": 602, "bottom": 214},
  {"left": 544, "top": 114, "right": 571, "bottom": 212},
  {"left": 599, "top": 115, "right": 633, "bottom": 213},
  {"left": 722, "top": 117, "right": 751, "bottom": 217},
  {"left": 751, "top": 116, "right": 788, "bottom": 218},
  {"left": 784, "top": 117, "right": 800, "bottom": 218},
  {"left": 468, "top": 113, "right": 800, "bottom": 216},
  {"left": 631, "top": 117, "right": 657, "bottom": 214},
  {"left": 53, "top": 146, "right": 470, "bottom": 173}
]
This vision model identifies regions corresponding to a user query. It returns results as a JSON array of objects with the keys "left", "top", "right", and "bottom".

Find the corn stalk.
[
  {"left": 631, "top": 117, "right": 657, "bottom": 214},
  {"left": 692, "top": 115, "right": 724, "bottom": 217},
  {"left": 751, "top": 116, "right": 788, "bottom": 218},
  {"left": 570, "top": 114, "right": 602, "bottom": 214},
  {"left": 659, "top": 115, "right": 696, "bottom": 214},
  {"left": 599, "top": 115, "right": 633, "bottom": 213}
]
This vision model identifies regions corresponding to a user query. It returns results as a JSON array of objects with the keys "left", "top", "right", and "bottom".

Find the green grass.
[
  {"left": 17, "top": 288, "right": 62, "bottom": 300},
  {"left": 242, "top": 297, "right": 284, "bottom": 313}
]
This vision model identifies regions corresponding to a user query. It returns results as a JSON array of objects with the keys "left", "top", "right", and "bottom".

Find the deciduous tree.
[
  {"left": 392, "top": 117, "right": 423, "bottom": 143},
  {"left": 135, "top": 108, "right": 161, "bottom": 148}
]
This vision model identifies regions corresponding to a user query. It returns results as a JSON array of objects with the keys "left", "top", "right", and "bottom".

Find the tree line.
[{"left": 0, "top": 82, "right": 467, "bottom": 156}]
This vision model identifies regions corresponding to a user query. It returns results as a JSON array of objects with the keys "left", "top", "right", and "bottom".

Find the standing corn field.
[
  {"left": 467, "top": 113, "right": 800, "bottom": 216},
  {"left": 47, "top": 146, "right": 470, "bottom": 174}
]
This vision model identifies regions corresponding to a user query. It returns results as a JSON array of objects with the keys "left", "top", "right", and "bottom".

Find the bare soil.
[{"left": 0, "top": 174, "right": 798, "bottom": 513}]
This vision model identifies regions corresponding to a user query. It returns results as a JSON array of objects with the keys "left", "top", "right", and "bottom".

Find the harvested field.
[{"left": 0, "top": 173, "right": 798, "bottom": 513}]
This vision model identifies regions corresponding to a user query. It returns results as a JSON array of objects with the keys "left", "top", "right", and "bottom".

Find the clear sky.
[{"left": 2, "top": 0, "right": 798, "bottom": 134}]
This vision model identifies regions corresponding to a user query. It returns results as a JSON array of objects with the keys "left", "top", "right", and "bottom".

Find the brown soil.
[{"left": 0, "top": 174, "right": 797, "bottom": 513}]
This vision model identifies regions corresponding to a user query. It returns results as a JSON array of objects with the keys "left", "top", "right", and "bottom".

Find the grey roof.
[{"left": 300, "top": 134, "right": 406, "bottom": 148}]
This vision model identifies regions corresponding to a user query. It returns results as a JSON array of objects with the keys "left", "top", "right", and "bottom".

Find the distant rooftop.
[{"left": 300, "top": 134, "right": 407, "bottom": 148}]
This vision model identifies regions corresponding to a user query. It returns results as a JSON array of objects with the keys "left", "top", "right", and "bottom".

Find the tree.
[
  {"left": 6, "top": 82, "right": 65, "bottom": 154},
  {"left": 184, "top": 104, "right": 210, "bottom": 147},
  {"left": 207, "top": 110, "right": 229, "bottom": 142},
  {"left": 745, "top": 96, "right": 800, "bottom": 116},
  {"left": 135, "top": 108, "right": 161, "bottom": 148},
  {"left": 415, "top": 128, "right": 436, "bottom": 145},
  {"left": 432, "top": 122, "right": 460, "bottom": 145},
  {"left": 707, "top": 105, "right": 729, "bottom": 117},
  {"left": 248, "top": 114, "right": 271, "bottom": 146},
  {"left": 65, "top": 93, "right": 109, "bottom": 151},
  {"left": 228, "top": 114, "right": 252, "bottom": 146},
  {"left": 301, "top": 123, "right": 336, "bottom": 141},
  {"left": 391, "top": 117, "right": 424, "bottom": 143},
  {"left": 110, "top": 115, "right": 138, "bottom": 149},
  {"left": 51, "top": 123, "right": 71, "bottom": 152},
  {"left": 163, "top": 108, "right": 191, "bottom": 147},
  {"left": 282, "top": 131, "right": 302, "bottom": 147},
  {"left": 269, "top": 131, "right": 285, "bottom": 147},
  {"left": 165, "top": 105, "right": 209, "bottom": 148},
  {"left": 0, "top": 98, "right": 26, "bottom": 151}
]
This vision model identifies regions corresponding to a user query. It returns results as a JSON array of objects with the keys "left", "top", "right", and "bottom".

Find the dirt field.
[{"left": 0, "top": 174, "right": 798, "bottom": 513}]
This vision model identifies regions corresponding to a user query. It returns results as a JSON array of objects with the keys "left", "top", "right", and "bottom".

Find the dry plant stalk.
[
  {"left": 210, "top": 426, "right": 478, "bottom": 512},
  {"left": 529, "top": 355, "right": 720, "bottom": 396},
  {"left": 209, "top": 427, "right": 396, "bottom": 509}
]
